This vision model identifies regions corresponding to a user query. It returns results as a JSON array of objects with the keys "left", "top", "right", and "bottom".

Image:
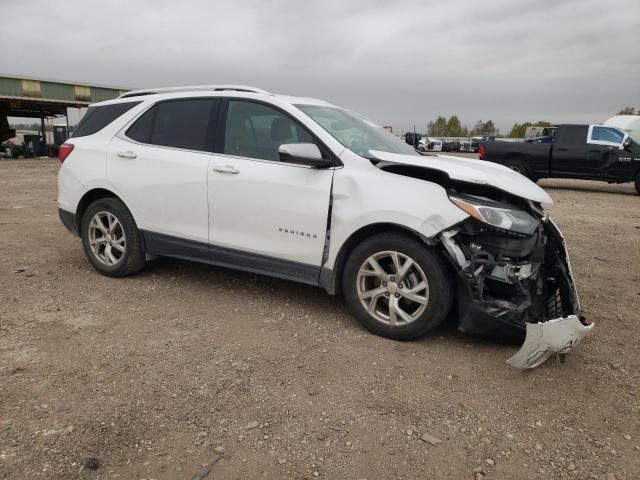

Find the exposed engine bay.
[
  {"left": 441, "top": 192, "right": 575, "bottom": 333},
  {"left": 439, "top": 181, "right": 593, "bottom": 367},
  {"left": 371, "top": 160, "right": 594, "bottom": 368}
]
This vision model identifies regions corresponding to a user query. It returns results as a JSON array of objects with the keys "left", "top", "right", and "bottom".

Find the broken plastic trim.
[
  {"left": 440, "top": 230, "right": 470, "bottom": 269},
  {"left": 506, "top": 315, "right": 594, "bottom": 369},
  {"left": 439, "top": 213, "right": 593, "bottom": 369}
]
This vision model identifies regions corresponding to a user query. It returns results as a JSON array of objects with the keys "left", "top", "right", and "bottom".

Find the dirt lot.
[{"left": 1, "top": 158, "right": 639, "bottom": 480}]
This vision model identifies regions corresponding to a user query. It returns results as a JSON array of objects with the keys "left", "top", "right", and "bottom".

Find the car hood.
[{"left": 369, "top": 150, "right": 553, "bottom": 204}]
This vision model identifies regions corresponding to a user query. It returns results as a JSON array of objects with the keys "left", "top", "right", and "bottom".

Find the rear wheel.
[
  {"left": 504, "top": 159, "right": 537, "bottom": 181},
  {"left": 505, "top": 159, "right": 527, "bottom": 175},
  {"left": 80, "top": 198, "right": 146, "bottom": 277},
  {"left": 343, "top": 233, "right": 453, "bottom": 340},
  {"left": 635, "top": 175, "right": 640, "bottom": 195}
]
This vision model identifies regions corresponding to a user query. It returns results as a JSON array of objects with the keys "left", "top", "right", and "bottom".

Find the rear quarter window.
[
  {"left": 125, "top": 105, "right": 157, "bottom": 143},
  {"left": 72, "top": 102, "right": 141, "bottom": 138}
]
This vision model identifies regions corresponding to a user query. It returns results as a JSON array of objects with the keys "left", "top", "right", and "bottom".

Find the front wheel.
[
  {"left": 343, "top": 233, "right": 453, "bottom": 340},
  {"left": 80, "top": 197, "right": 146, "bottom": 277}
]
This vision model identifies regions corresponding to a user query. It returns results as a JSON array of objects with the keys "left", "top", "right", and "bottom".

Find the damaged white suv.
[{"left": 57, "top": 85, "right": 593, "bottom": 368}]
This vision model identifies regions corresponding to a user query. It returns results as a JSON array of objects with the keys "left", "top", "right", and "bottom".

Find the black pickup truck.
[{"left": 479, "top": 124, "right": 640, "bottom": 193}]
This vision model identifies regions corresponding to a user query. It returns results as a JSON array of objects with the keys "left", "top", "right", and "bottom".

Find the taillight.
[
  {"left": 478, "top": 144, "right": 485, "bottom": 159},
  {"left": 58, "top": 143, "right": 74, "bottom": 163}
]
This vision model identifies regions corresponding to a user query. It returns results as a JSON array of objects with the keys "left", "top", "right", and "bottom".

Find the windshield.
[{"left": 295, "top": 105, "right": 418, "bottom": 158}]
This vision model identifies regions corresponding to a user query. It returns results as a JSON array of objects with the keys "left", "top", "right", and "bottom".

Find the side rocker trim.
[{"left": 141, "top": 230, "right": 322, "bottom": 286}]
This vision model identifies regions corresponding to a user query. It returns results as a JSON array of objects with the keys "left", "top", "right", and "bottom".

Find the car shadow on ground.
[
  {"left": 136, "top": 255, "right": 520, "bottom": 355},
  {"left": 139, "top": 254, "right": 343, "bottom": 308}
]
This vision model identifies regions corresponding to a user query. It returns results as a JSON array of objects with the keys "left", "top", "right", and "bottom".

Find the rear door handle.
[
  {"left": 213, "top": 165, "right": 239, "bottom": 174},
  {"left": 117, "top": 151, "right": 137, "bottom": 159}
]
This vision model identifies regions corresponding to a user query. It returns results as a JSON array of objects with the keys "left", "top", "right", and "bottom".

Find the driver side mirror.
[
  {"left": 623, "top": 136, "right": 632, "bottom": 149},
  {"left": 278, "top": 143, "right": 334, "bottom": 168}
]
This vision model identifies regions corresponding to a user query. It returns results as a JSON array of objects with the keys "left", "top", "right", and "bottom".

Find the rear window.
[{"left": 72, "top": 102, "right": 140, "bottom": 138}]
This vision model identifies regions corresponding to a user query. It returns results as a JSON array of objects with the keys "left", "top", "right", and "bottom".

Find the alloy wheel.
[
  {"left": 88, "top": 211, "right": 126, "bottom": 266},
  {"left": 356, "top": 251, "right": 430, "bottom": 326}
]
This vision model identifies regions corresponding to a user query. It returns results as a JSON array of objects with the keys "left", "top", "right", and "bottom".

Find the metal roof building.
[{"left": 1, "top": 74, "right": 127, "bottom": 156}]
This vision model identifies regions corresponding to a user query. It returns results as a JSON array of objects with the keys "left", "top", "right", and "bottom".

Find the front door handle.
[
  {"left": 213, "top": 165, "right": 239, "bottom": 174},
  {"left": 117, "top": 151, "right": 137, "bottom": 159}
]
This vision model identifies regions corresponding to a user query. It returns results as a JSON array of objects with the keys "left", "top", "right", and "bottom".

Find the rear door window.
[
  {"left": 556, "top": 126, "right": 587, "bottom": 145},
  {"left": 72, "top": 101, "right": 140, "bottom": 138},
  {"left": 149, "top": 99, "right": 218, "bottom": 151}
]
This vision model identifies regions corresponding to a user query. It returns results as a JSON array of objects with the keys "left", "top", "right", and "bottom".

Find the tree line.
[
  {"left": 425, "top": 107, "right": 638, "bottom": 139},
  {"left": 426, "top": 115, "right": 549, "bottom": 138},
  {"left": 426, "top": 116, "right": 499, "bottom": 137},
  {"left": 617, "top": 107, "right": 639, "bottom": 115}
]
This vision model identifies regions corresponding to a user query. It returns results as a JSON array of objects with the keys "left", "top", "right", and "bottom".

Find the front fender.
[{"left": 325, "top": 156, "right": 468, "bottom": 270}]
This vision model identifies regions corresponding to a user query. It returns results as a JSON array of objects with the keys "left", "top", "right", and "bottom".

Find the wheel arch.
[
  {"left": 75, "top": 188, "right": 128, "bottom": 235},
  {"left": 320, "top": 222, "right": 435, "bottom": 295},
  {"left": 504, "top": 153, "right": 528, "bottom": 165},
  {"left": 503, "top": 155, "right": 532, "bottom": 176}
]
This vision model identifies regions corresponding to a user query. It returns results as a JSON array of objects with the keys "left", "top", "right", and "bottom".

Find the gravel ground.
[{"left": 1, "top": 158, "right": 639, "bottom": 480}]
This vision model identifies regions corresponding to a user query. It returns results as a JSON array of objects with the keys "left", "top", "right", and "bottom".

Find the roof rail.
[{"left": 119, "top": 85, "right": 271, "bottom": 99}]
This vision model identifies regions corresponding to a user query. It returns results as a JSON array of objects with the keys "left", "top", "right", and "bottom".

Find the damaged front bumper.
[
  {"left": 506, "top": 315, "right": 594, "bottom": 369},
  {"left": 441, "top": 218, "right": 594, "bottom": 369}
]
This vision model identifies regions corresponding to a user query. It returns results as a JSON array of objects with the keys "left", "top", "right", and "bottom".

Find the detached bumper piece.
[
  {"left": 441, "top": 217, "right": 593, "bottom": 369},
  {"left": 506, "top": 315, "right": 594, "bottom": 369}
]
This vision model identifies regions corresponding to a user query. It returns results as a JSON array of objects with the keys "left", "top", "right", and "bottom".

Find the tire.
[
  {"left": 342, "top": 233, "right": 453, "bottom": 340},
  {"left": 504, "top": 159, "right": 531, "bottom": 178},
  {"left": 80, "top": 197, "right": 146, "bottom": 278},
  {"left": 635, "top": 176, "right": 640, "bottom": 195}
]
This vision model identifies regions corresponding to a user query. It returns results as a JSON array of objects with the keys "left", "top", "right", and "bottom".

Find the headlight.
[{"left": 450, "top": 195, "right": 539, "bottom": 236}]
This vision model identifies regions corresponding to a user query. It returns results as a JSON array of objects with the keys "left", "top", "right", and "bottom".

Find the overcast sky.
[{"left": 2, "top": 0, "right": 639, "bottom": 133}]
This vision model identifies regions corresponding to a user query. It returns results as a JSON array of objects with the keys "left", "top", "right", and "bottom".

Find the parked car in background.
[
  {"left": 459, "top": 139, "right": 477, "bottom": 153},
  {"left": 417, "top": 138, "right": 443, "bottom": 152},
  {"left": 57, "top": 84, "right": 592, "bottom": 368},
  {"left": 480, "top": 124, "right": 640, "bottom": 193},
  {"left": 404, "top": 132, "right": 422, "bottom": 149},
  {"left": 524, "top": 127, "right": 557, "bottom": 144},
  {"left": 442, "top": 140, "right": 461, "bottom": 152},
  {"left": 1, "top": 130, "right": 36, "bottom": 158},
  {"left": 428, "top": 139, "right": 442, "bottom": 151},
  {"left": 525, "top": 136, "right": 554, "bottom": 144},
  {"left": 525, "top": 126, "right": 551, "bottom": 141}
]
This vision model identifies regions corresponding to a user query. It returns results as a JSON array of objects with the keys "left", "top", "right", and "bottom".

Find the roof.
[
  {"left": 119, "top": 85, "right": 271, "bottom": 98},
  {"left": 0, "top": 73, "right": 128, "bottom": 91},
  {"left": 103, "top": 85, "right": 334, "bottom": 108},
  {"left": 0, "top": 74, "right": 126, "bottom": 116}
]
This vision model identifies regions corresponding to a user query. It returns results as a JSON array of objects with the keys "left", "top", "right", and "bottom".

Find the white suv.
[{"left": 57, "top": 85, "right": 593, "bottom": 368}]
